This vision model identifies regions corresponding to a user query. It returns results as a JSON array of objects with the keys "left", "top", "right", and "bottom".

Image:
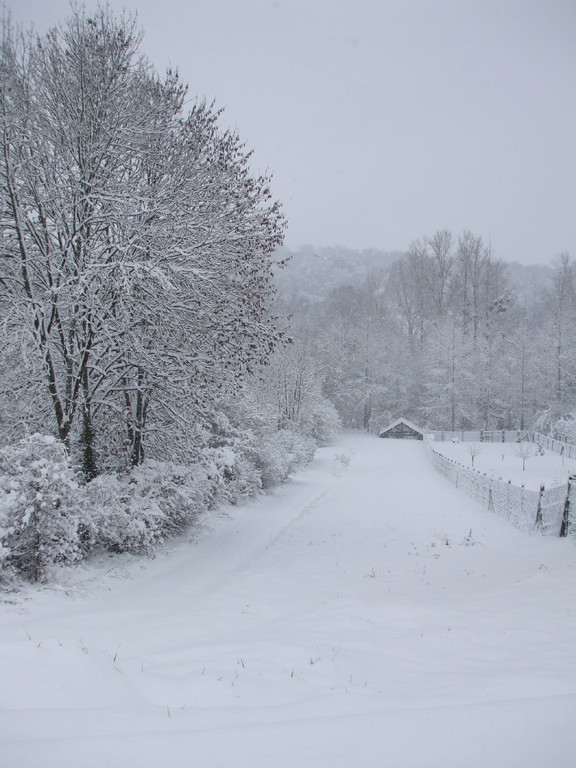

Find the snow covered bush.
[
  {"left": 533, "top": 410, "right": 576, "bottom": 445},
  {"left": 246, "top": 434, "right": 291, "bottom": 490},
  {"left": 86, "top": 460, "right": 214, "bottom": 555},
  {"left": 86, "top": 473, "right": 161, "bottom": 555},
  {"left": 280, "top": 429, "right": 317, "bottom": 473},
  {"left": 249, "top": 429, "right": 316, "bottom": 489},
  {"left": 0, "top": 385, "right": 327, "bottom": 584},
  {"left": 204, "top": 446, "right": 262, "bottom": 505},
  {"left": 551, "top": 412, "right": 576, "bottom": 444},
  {"left": 201, "top": 409, "right": 264, "bottom": 503},
  {"left": 206, "top": 392, "right": 321, "bottom": 491},
  {"left": 0, "top": 435, "right": 85, "bottom": 582},
  {"left": 298, "top": 396, "right": 342, "bottom": 445}
]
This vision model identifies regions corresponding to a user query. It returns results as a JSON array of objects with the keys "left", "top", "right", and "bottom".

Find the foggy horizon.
[{"left": 9, "top": 0, "right": 576, "bottom": 266}]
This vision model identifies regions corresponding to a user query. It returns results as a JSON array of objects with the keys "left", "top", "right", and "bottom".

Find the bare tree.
[
  {"left": 465, "top": 443, "right": 483, "bottom": 469},
  {"left": 515, "top": 441, "right": 536, "bottom": 471}
]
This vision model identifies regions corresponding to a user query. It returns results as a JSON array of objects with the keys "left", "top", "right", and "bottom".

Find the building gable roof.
[{"left": 379, "top": 417, "right": 424, "bottom": 438}]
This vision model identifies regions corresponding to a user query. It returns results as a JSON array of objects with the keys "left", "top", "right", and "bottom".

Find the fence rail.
[
  {"left": 424, "top": 438, "right": 575, "bottom": 538},
  {"left": 524, "top": 431, "right": 576, "bottom": 460},
  {"left": 427, "top": 429, "right": 528, "bottom": 443},
  {"left": 426, "top": 429, "right": 576, "bottom": 460}
]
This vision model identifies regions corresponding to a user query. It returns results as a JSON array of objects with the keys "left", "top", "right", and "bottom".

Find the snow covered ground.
[
  {"left": 1, "top": 432, "right": 575, "bottom": 767},
  {"left": 431, "top": 439, "right": 576, "bottom": 491}
]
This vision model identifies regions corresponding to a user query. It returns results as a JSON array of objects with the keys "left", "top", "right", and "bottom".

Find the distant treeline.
[{"left": 276, "top": 232, "right": 576, "bottom": 440}]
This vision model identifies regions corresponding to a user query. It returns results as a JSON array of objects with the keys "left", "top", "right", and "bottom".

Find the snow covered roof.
[{"left": 379, "top": 417, "right": 424, "bottom": 439}]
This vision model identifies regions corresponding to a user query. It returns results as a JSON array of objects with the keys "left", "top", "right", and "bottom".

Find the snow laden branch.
[{"left": 0, "top": 6, "right": 286, "bottom": 477}]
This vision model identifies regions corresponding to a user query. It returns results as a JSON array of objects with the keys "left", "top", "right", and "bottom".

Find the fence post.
[
  {"left": 560, "top": 475, "right": 575, "bottom": 537},
  {"left": 535, "top": 484, "right": 545, "bottom": 530}
]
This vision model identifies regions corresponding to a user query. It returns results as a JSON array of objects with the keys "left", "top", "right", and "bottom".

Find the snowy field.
[
  {"left": 1, "top": 432, "right": 575, "bottom": 768},
  {"left": 430, "top": 439, "right": 576, "bottom": 491}
]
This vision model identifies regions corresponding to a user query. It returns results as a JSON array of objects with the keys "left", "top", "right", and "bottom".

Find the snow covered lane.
[{"left": 1, "top": 432, "right": 576, "bottom": 767}]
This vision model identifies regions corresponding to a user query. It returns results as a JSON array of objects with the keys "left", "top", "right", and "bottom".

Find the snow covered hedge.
[
  {"left": 85, "top": 460, "right": 215, "bottom": 556},
  {"left": 0, "top": 436, "right": 217, "bottom": 580},
  {"left": 0, "top": 416, "right": 327, "bottom": 584},
  {"left": 0, "top": 435, "right": 87, "bottom": 583}
]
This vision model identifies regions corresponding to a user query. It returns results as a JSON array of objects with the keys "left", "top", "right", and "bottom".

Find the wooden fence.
[
  {"left": 424, "top": 438, "right": 575, "bottom": 538},
  {"left": 427, "top": 429, "right": 527, "bottom": 443},
  {"left": 524, "top": 431, "right": 576, "bottom": 461},
  {"left": 427, "top": 429, "right": 576, "bottom": 460}
]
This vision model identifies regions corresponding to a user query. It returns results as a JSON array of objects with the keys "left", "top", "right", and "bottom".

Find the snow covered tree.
[
  {"left": 0, "top": 10, "right": 150, "bottom": 467},
  {"left": 406, "top": 230, "right": 454, "bottom": 320},
  {"left": 316, "top": 272, "right": 391, "bottom": 430},
  {"left": 0, "top": 6, "right": 285, "bottom": 475},
  {"left": 421, "top": 313, "right": 474, "bottom": 430},
  {"left": 546, "top": 253, "right": 576, "bottom": 414},
  {"left": 451, "top": 231, "right": 503, "bottom": 346},
  {"left": 387, "top": 256, "right": 429, "bottom": 352},
  {"left": 263, "top": 328, "right": 341, "bottom": 442}
]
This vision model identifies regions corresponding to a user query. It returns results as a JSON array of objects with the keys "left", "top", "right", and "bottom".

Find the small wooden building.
[{"left": 379, "top": 418, "right": 424, "bottom": 440}]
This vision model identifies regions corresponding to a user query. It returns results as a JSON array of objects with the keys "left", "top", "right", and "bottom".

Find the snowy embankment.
[{"left": 1, "top": 432, "right": 575, "bottom": 768}]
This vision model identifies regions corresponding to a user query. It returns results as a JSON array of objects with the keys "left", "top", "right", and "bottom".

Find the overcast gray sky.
[{"left": 8, "top": 0, "right": 576, "bottom": 264}]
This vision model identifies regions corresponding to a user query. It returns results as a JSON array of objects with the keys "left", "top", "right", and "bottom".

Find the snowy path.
[{"left": 1, "top": 432, "right": 576, "bottom": 767}]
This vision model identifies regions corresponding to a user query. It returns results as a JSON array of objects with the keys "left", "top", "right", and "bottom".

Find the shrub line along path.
[{"left": 1, "top": 432, "right": 575, "bottom": 767}]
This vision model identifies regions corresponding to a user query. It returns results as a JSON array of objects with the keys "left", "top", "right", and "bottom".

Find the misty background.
[{"left": 10, "top": 0, "right": 576, "bottom": 265}]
